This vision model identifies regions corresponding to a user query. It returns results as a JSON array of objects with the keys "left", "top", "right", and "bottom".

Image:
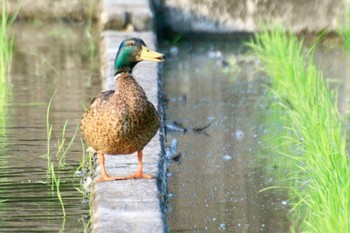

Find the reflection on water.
[
  {"left": 0, "top": 72, "right": 10, "bottom": 187},
  {"left": 162, "top": 39, "right": 290, "bottom": 232},
  {"left": 0, "top": 23, "right": 100, "bottom": 231}
]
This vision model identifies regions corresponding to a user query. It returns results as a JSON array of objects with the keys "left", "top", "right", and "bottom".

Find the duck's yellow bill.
[{"left": 139, "top": 45, "right": 165, "bottom": 62}]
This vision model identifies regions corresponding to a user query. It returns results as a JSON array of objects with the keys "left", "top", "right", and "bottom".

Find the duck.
[{"left": 80, "top": 38, "right": 164, "bottom": 182}]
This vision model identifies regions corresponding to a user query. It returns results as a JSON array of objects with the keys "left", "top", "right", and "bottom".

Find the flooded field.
[
  {"left": 161, "top": 37, "right": 349, "bottom": 232},
  {"left": 0, "top": 20, "right": 348, "bottom": 232},
  {"left": 0, "top": 22, "right": 100, "bottom": 231}
]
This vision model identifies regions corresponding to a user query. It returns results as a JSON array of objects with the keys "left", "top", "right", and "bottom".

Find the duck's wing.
[{"left": 90, "top": 90, "right": 115, "bottom": 104}]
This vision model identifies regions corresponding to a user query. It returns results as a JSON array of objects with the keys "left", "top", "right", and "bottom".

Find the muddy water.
[
  {"left": 0, "top": 23, "right": 100, "bottom": 231},
  {"left": 162, "top": 38, "right": 290, "bottom": 232}
]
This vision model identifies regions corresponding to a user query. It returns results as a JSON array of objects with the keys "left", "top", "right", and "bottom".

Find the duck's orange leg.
[
  {"left": 125, "top": 150, "right": 152, "bottom": 179},
  {"left": 95, "top": 152, "right": 126, "bottom": 182},
  {"left": 94, "top": 151, "right": 152, "bottom": 182}
]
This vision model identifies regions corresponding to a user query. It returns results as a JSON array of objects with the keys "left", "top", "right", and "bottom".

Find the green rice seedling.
[
  {"left": 0, "top": 0, "right": 15, "bottom": 138},
  {"left": 45, "top": 91, "right": 78, "bottom": 168},
  {"left": 45, "top": 92, "right": 55, "bottom": 171},
  {"left": 55, "top": 121, "right": 79, "bottom": 168},
  {"left": 75, "top": 138, "right": 94, "bottom": 204},
  {"left": 76, "top": 138, "right": 94, "bottom": 177},
  {"left": 248, "top": 26, "right": 350, "bottom": 233},
  {"left": 59, "top": 218, "right": 66, "bottom": 233},
  {"left": 75, "top": 138, "right": 93, "bottom": 233},
  {"left": 0, "top": 0, "right": 15, "bottom": 79},
  {"left": 44, "top": 92, "right": 80, "bottom": 221},
  {"left": 45, "top": 91, "right": 58, "bottom": 152},
  {"left": 82, "top": 217, "right": 91, "bottom": 233},
  {"left": 80, "top": 100, "right": 87, "bottom": 111},
  {"left": 50, "top": 163, "right": 66, "bottom": 218},
  {"left": 339, "top": 4, "right": 350, "bottom": 53}
]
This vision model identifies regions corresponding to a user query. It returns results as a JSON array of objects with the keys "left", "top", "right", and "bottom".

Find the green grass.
[
  {"left": 0, "top": 1, "right": 15, "bottom": 186},
  {"left": 0, "top": 0, "right": 15, "bottom": 130},
  {"left": 50, "top": 163, "right": 66, "bottom": 218},
  {"left": 339, "top": 5, "right": 350, "bottom": 53},
  {"left": 248, "top": 27, "right": 350, "bottom": 232},
  {"left": 45, "top": 92, "right": 93, "bottom": 231},
  {"left": 45, "top": 91, "right": 79, "bottom": 170},
  {"left": 44, "top": 91, "right": 80, "bottom": 220},
  {"left": 0, "top": 0, "right": 14, "bottom": 80}
]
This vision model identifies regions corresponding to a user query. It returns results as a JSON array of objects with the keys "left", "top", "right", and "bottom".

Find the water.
[
  {"left": 1, "top": 23, "right": 348, "bottom": 232},
  {"left": 162, "top": 38, "right": 290, "bottom": 232},
  {"left": 0, "top": 22, "right": 100, "bottom": 232},
  {"left": 162, "top": 36, "right": 350, "bottom": 232}
]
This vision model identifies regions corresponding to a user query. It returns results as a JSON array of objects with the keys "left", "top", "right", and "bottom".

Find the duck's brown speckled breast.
[{"left": 80, "top": 73, "right": 159, "bottom": 155}]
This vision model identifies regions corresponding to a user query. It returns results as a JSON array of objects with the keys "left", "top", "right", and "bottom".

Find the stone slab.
[
  {"left": 99, "top": 0, "right": 153, "bottom": 31},
  {"left": 92, "top": 31, "right": 166, "bottom": 233},
  {"left": 153, "top": 0, "right": 346, "bottom": 33}
]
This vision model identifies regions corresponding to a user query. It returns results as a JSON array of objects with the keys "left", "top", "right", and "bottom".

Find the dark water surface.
[
  {"left": 162, "top": 38, "right": 290, "bottom": 232},
  {"left": 162, "top": 37, "right": 349, "bottom": 233},
  {"left": 0, "top": 23, "right": 100, "bottom": 232}
]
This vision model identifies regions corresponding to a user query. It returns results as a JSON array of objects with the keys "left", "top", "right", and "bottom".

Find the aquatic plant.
[
  {"left": 0, "top": 0, "right": 14, "bottom": 79},
  {"left": 74, "top": 138, "right": 94, "bottom": 232},
  {"left": 46, "top": 97, "right": 93, "bottom": 231},
  {"left": 249, "top": 27, "right": 350, "bottom": 233},
  {"left": 50, "top": 163, "right": 66, "bottom": 218},
  {"left": 56, "top": 120, "right": 79, "bottom": 168},
  {"left": 0, "top": 1, "right": 15, "bottom": 189},
  {"left": 44, "top": 92, "right": 80, "bottom": 220},
  {"left": 339, "top": 3, "right": 350, "bottom": 53},
  {"left": 76, "top": 138, "right": 94, "bottom": 179},
  {"left": 0, "top": 0, "right": 15, "bottom": 122},
  {"left": 45, "top": 92, "right": 79, "bottom": 170},
  {"left": 45, "top": 92, "right": 54, "bottom": 163}
]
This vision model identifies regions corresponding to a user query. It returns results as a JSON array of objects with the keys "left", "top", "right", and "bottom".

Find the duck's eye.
[{"left": 127, "top": 42, "right": 134, "bottom": 47}]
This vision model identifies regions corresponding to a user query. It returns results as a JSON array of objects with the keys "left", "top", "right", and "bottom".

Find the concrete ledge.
[
  {"left": 153, "top": 0, "right": 345, "bottom": 33},
  {"left": 99, "top": 0, "right": 153, "bottom": 31},
  {"left": 92, "top": 31, "right": 166, "bottom": 233}
]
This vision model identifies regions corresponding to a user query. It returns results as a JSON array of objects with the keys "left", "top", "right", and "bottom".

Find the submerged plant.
[{"left": 249, "top": 27, "right": 350, "bottom": 232}]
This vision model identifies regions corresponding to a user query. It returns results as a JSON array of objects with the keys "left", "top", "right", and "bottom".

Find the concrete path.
[{"left": 92, "top": 1, "right": 167, "bottom": 232}]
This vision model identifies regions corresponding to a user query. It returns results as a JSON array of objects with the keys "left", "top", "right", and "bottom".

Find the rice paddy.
[
  {"left": 0, "top": 0, "right": 14, "bottom": 123},
  {"left": 0, "top": 0, "right": 14, "bottom": 79},
  {"left": 249, "top": 27, "right": 350, "bottom": 232}
]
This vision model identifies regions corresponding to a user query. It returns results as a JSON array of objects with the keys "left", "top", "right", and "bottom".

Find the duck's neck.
[
  {"left": 114, "top": 66, "right": 132, "bottom": 76},
  {"left": 114, "top": 52, "right": 138, "bottom": 75},
  {"left": 113, "top": 70, "right": 144, "bottom": 96}
]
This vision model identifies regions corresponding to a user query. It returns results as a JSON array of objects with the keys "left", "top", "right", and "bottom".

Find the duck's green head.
[{"left": 114, "top": 38, "right": 164, "bottom": 74}]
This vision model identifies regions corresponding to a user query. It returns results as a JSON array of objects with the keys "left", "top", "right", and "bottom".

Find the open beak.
[{"left": 139, "top": 45, "right": 165, "bottom": 62}]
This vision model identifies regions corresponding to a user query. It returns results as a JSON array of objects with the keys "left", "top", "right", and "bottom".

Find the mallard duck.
[{"left": 81, "top": 38, "right": 164, "bottom": 182}]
